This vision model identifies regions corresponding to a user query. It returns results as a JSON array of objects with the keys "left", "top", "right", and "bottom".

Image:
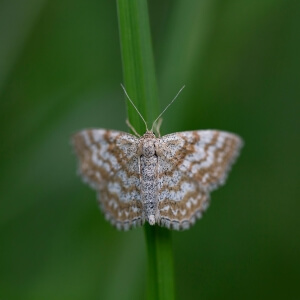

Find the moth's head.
[{"left": 143, "top": 131, "right": 156, "bottom": 139}]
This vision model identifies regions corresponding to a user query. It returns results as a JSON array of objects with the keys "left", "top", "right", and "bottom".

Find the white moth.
[{"left": 72, "top": 86, "right": 243, "bottom": 230}]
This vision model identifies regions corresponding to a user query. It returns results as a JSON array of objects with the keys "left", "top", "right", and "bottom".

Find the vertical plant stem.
[{"left": 116, "top": 1, "right": 175, "bottom": 299}]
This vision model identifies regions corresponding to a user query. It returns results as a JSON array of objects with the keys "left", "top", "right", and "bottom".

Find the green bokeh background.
[{"left": 0, "top": 0, "right": 299, "bottom": 299}]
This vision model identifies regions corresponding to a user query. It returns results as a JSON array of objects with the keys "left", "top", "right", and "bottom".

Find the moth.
[{"left": 72, "top": 86, "right": 243, "bottom": 230}]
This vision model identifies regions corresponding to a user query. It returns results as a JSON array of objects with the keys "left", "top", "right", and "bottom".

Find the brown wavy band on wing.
[
  {"left": 98, "top": 189, "right": 143, "bottom": 223},
  {"left": 73, "top": 131, "right": 140, "bottom": 192},
  {"left": 158, "top": 187, "right": 209, "bottom": 223},
  {"left": 158, "top": 133, "right": 198, "bottom": 177},
  {"left": 189, "top": 134, "right": 241, "bottom": 188},
  {"left": 178, "top": 131, "right": 242, "bottom": 188}
]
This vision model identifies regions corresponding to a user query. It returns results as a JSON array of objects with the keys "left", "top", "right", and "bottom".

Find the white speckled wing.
[
  {"left": 156, "top": 130, "right": 243, "bottom": 230},
  {"left": 72, "top": 129, "right": 144, "bottom": 230}
]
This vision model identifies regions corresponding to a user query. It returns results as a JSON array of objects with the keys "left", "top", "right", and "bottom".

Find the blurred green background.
[{"left": 0, "top": 0, "right": 299, "bottom": 299}]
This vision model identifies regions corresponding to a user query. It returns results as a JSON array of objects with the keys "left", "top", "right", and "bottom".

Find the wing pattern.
[
  {"left": 72, "top": 129, "right": 144, "bottom": 230},
  {"left": 156, "top": 130, "right": 243, "bottom": 230}
]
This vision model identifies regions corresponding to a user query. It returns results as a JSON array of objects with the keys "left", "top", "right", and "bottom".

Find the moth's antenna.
[
  {"left": 151, "top": 85, "right": 185, "bottom": 131},
  {"left": 121, "top": 84, "right": 149, "bottom": 131}
]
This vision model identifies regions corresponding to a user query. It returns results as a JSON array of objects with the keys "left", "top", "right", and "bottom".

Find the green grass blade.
[
  {"left": 117, "top": 0, "right": 159, "bottom": 134},
  {"left": 116, "top": 1, "right": 175, "bottom": 299}
]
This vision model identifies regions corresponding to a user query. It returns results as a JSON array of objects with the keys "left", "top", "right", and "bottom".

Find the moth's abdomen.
[{"left": 140, "top": 155, "right": 158, "bottom": 225}]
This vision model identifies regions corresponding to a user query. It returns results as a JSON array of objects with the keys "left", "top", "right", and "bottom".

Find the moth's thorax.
[{"left": 140, "top": 131, "right": 157, "bottom": 158}]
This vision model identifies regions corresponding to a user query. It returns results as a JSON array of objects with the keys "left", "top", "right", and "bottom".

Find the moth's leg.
[
  {"left": 126, "top": 119, "right": 141, "bottom": 137},
  {"left": 154, "top": 118, "right": 163, "bottom": 137}
]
